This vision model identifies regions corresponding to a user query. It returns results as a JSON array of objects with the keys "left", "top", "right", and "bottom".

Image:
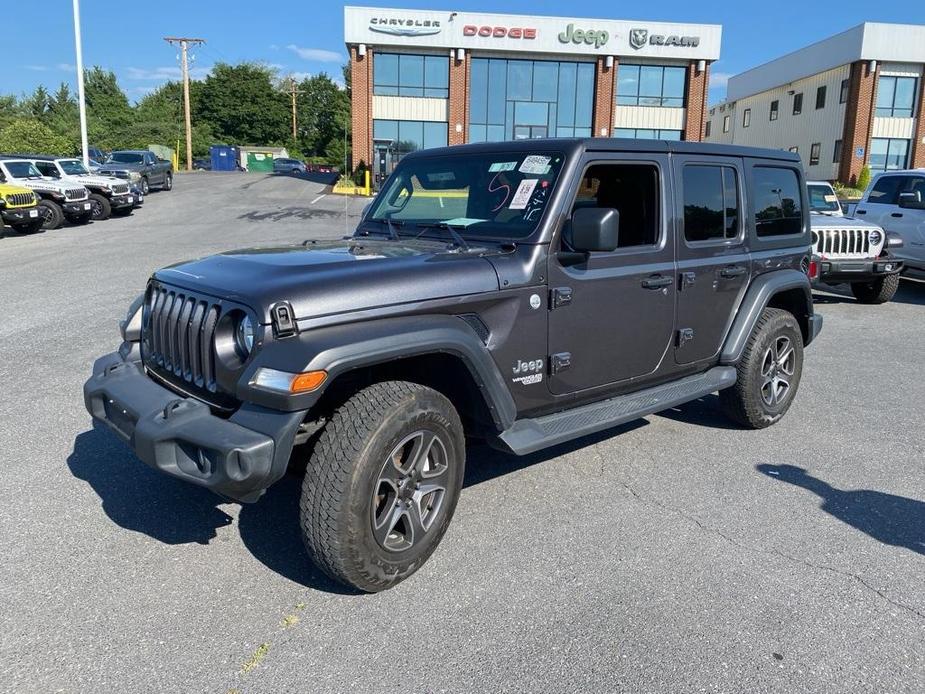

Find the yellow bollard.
[{"left": 364, "top": 169, "right": 371, "bottom": 196}]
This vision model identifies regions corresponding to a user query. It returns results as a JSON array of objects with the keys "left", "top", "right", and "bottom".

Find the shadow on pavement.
[
  {"left": 654, "top": 394, "right": 743, "bottom": 431},
  {"left": 757, "top": 464, "right": 925, "bottom": 556}
]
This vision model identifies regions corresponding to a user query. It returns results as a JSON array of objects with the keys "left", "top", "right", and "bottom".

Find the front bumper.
[
  {"left": 1, "top": 206, "right": 40, "bottom": 224},
  {"left": 63, "top": 200, "right": 93, "bottom": 217},
  {"left": 815, "top": 257, "right": 903, "bottom": 284},
  {"left": 83, "top": 351, "right": 305, "bottom": 502},
  {"left": 110, "top": 193, "right": 134, "bottom": 209}
]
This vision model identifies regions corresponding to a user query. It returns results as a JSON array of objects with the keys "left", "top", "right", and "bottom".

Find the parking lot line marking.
[{"left": 311, "top": 195, "right": 326, "bottom": 205}]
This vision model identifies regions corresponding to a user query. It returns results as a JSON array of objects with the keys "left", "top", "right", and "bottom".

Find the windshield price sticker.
[
  {"left": 519, "top": 155, "right": 551, "bottom": 175},
  {"left": 824, "top": 194, "right": 838, "bottom": 203},
  {"left": 488, "top": 161, "right": 517, "bottom": 172},
  {"left": 509, "top": 179, "right": 538, "bottom": 210},
  {"left": 427, "top": 172, "right": 456, "bottom": 182}
]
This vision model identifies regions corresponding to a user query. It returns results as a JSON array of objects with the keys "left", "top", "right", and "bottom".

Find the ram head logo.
[{"left": 629, "top": 28, "right": 648, "bottom": 50}]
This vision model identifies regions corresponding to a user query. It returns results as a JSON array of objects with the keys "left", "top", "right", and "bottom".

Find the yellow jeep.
[{"left": 0, "top": 182, "right": 42, "bottom": 233}]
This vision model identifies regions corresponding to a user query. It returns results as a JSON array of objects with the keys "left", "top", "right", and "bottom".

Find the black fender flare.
[
  {"left": 720, "top": 270, "right": 814, "bottom": 364},
  {"left": 239, "top": 314, "right": 517, "bottom": 432}
]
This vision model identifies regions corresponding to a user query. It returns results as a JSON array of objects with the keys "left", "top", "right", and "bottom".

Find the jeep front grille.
[
  {"left": 4, "top": 192, "right": 34, "bottom": 206},
  {"left": 812, "top": 228, "right": 875, "bottom": 259},
  {"left": 65, "top": 187, "right": 86, "bottom": 201},
  {"left": 111, "top": 183, "right": 130, "bottom": 195},
  {"left": 142, "top": 284, "right": 225, "bottom": 405}
]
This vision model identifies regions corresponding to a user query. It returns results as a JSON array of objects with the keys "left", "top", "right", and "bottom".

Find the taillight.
[{"left": 807, "top": 259, "right": 819, "bottom": 280}]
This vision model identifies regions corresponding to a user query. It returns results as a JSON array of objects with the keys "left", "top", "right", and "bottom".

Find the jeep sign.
[{"left": 558, "top": 23, "right": 609, "bottom": 49}]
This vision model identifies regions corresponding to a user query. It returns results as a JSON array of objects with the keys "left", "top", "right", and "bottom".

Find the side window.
[
  {"left": 145, "top": 153, "right": 155, "bottom": 165},
  {"left": 35, "top": 162, "right": 56, "bottom": 177},
  {"left": 682, "top": 165, "right": 740, "bottom": 242},
  {"left": 571, "top": 164, "right": 660, "bottom": 248},
  {"left": 868, "top": 176, "right": 902, "bottom": 205},
  {"left": 753, "top": 166, "right": 803, "bottom": 237}
]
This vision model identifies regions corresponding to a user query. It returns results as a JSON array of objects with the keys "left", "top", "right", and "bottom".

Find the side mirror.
[
  {"left": 569, "top": 208, "right": 620, "bottom": 253},
  {"left": 898, "top": 191, "right": 925, "bottom": 210}
]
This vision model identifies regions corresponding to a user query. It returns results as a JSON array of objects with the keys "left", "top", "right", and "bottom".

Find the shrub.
[
  {"left": 0, "top": 118, "right": 72, "bottom": 155},
  {"left": 856, "top": 165, "right": 871, "bottom": 192}
]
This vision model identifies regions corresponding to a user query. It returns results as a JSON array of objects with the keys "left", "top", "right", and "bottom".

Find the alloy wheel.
[
  {"left": 371, "top": 430, "right": 450, "bottom": 553},
  {"left": 760, "top": 336, "right": 795, "bottom": 407}
]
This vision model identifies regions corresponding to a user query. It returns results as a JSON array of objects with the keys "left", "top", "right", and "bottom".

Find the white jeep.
[
  {"left": 28, "top": 156, "right": 135, "bottom": 221},
  {"left": 808, "top": 181, "right": 903, "bottom": 304},
  {"left": 0, "top": 158, "right": 92, "bottom": 230}
]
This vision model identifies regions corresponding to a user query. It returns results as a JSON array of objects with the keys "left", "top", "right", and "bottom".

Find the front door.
[
  {"left": 672, "top": 155, "right": 750, "bottom": 364},
  {"left": 857, "top": 173, "right": 925, "bottom": 266},
  {"left": 547, "top": 155, "right": 676, "bottom": 395}
]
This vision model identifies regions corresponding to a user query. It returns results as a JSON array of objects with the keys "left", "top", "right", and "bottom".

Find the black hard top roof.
[
  {"left": 0, "top": 154, "right": 78, "bottom": 161},
  {"left": 402, "top": 138, "right": 801, "bottom": 164}
]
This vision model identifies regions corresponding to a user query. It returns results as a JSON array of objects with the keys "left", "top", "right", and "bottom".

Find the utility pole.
[
  {"left": 288, "top": 76, "right": 299, "bottom": 142},
  {"left": 163, "top": 36, "right": 205, "bottom": 172},
  {"left": 71, "top": 0, "right": 89, "bottom": 167}
]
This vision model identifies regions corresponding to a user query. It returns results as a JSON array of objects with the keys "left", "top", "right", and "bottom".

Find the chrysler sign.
[{"left": 369, "top": 17, "right": 442, "bottom": 37}]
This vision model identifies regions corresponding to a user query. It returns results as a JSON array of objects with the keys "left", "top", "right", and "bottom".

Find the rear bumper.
[
  {"left": 1, "top": 206, "right": 40, "bottom": 224},
  {"left": 816, "top": 258, "right": 903, "bottom": 284},
  {"left": 83, "top": 351, "right": 305, "bottom": 502}
]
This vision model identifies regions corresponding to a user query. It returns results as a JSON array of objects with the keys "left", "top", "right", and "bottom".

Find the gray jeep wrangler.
[{"left": 84, "top": 139, "right": 822, "bottom": 592}]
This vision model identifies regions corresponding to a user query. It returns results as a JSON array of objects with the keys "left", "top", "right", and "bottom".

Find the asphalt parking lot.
[{"left": 1, "top": 172, "right": 923, "bottom": 693}]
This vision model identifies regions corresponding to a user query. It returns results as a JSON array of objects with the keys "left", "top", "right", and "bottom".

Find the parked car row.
[{"left": 0, "top": 149, "right": 173, "bottom": 234}]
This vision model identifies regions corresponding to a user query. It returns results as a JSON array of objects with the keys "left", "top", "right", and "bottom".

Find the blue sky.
[{"left": 5, "top": 0, "right": 920, "bottom": 105}]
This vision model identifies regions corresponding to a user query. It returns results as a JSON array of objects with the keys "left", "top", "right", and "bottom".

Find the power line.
[{"left": 163, "top": 36, "right": 205, "bottom": 171}]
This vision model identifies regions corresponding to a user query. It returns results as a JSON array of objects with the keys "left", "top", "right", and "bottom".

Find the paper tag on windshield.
[
  {"left": 824, "top": 194, "right": 838, "bottom": 203},
  {"left": 489, "top": 161, "right": 517, "bottom": 172},
  {"left": 519, "top": 155, "right": 551, "bottom": 175},
  {"left": 509, "top": 179, "right": 538, "bottom": 210}
]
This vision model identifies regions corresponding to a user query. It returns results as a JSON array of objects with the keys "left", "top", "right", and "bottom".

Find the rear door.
[
  {"left": 672, "top": 155, "right": 750, "bottom": 364},
  {"left": 546, "top": 153, "right": 676, "bottom": 395}
]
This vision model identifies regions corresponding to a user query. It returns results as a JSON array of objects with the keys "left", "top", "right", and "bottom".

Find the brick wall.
[
  {"left": 910, "top": 66, "right": 925, "bottom": 169},
  {"left": 349, "top": 46, "right": 373, "bottom": 171},
  {"left": 839, "top": 61, "right": 878, "bottom": 186},
  {"left": 593, "top": 57, "right": 616, "bottom": 137},
  {"left": 683, "top": 61, "right": 709, "bottom": 141},
  {"left": 448, "top": 52, "right": 469, "bottom": 145}
]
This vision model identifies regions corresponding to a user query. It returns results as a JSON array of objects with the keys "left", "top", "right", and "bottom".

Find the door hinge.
[
  {"left": 680, "top": 271, "right": 696, "bottom": 290},
  {"left": 550, "top": 286, "right": 572, "bottom": 309},
  {"left": 550, "top": 352, "right": 572, "bottom": 374},
  {"left": 271, "top": 301, "right": 298, "bottom": 338},
  {"left": 677, "top": 328, "right": 694, "bottom": 347}
]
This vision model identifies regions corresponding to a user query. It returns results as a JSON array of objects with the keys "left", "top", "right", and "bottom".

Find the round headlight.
[
  {"left": 869, "top": 230, "right": 882, "bottom": 246},
  {"left": 236, "top": 315, "right": 254, "bottom": 355}
]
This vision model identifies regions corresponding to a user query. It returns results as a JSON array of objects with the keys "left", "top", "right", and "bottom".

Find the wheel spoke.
[
  {"left": 372, "top": 503, "right": 405, "bottom": 547},
  {"left": 404, "top": 499, "right": 427, "bottom": 541},
  {"left": 408, "top": 431, "right": 436, "bottom": 476}
]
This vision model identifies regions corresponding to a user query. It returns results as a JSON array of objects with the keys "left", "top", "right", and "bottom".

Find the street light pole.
[
  {"left": 164, "top": 36, "right": 205, "bottom": 171},
  {"left": 72, "top": 0, "right": 89, "bottom": 166}
]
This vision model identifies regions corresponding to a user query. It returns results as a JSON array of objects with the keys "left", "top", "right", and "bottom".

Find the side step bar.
[{"left": 497, "top": 366, "right": 737, "bottom": 455}]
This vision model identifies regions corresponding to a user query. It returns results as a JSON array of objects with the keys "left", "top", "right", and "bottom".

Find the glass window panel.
[
  {"left": 869, "top": 174, "right": 902, "bottom": 203},
  {"left": 398, "top": 85, "right": 424, "bottom": 97},
  {"left": 556, "top": 126, "right": 574, "bottom": 137},
  {"left": 887, "top": 139, "right": 909, "bottom": 170},
  {"left": 515, "top": 101, "right": 548, "bottom": 126},
  {"left": 513, "top": 126, "right": 530, "bottom": 140},
  {"left": 469, "top": 59, "right": 488, "bottom": 125},
  {"left": 660, "top": 130, "right": 682, "bottom": 140},
  {"left": 424, "top": 56, "right": 448, "bottom": 90},
  {"left": 636, "top": 129, "right": 657, "bottom": 139},
  {"left": 683, "top": 165, "right": 725, "bottom": 241},
  {"left": 397, "top": 120, "right": 423, "bottom": 153},
  {"left": 869, "top": 138, "right": 890, "bottom": 171},
  {"left": 753, "top": 167, "right": 803, "bottom": 236},
  {"left": 487, "top": 59, "right": 507, "bottom": 125},
  {"left": 507, "top": 60, "right": 533, "bottom": 101},
  {"left": 614, "top": 128, "right": 635, "bottom": 138},
  {"left": 505, "top": 100, "right": 515, "bottom": 137},
  {"left": 723, "top": 168, "right": 739, "bottom": 237},
  {"left": 876, "top": 76, "right": 896, "bottom": 110},
  {"left": 423, "top": 87, "right": 446, "bottom": 98},
  {"left": 533, "top": 62, "right": 559, "bottom": 102},
  {"left": 616, "top": 65, "right": 640, "bottom": 103},
  {"left": 663, "top": 67, "right": 686, "bottom": 100},
  {"left": 486, "top": 125, "right": 505, "bottom": 142},
  {"left": 894, "top": 77, "right": 916, "bottom": 117},
  {"left": 469, "top": 124, "right": 486, "bottom": 142},
  {"left": 375, "top": 54, "right": 399, "bottom": 87},
  {"left": 570, "top": 164, "right": 660, "bottom": 247},
  {"left": 557, "top": 62, "right": 577, "bottom": 127},
  {"left": 377, "top": 85, "right": 399, "bottom": 96},
  {"left": 574, "top": 127, "right": 592, "bottom": 137},
  {"left": 639, "top": 66, "right": 663, "bottom": 98},
  {"left": 400, "top": 55, "right": 424, "bottom": 88},
  {"left": 373, "top": 119, "right": 398, "bottom": 142},
  {"left": 575, "top": 63, "right": 594, "bottom": 127},
  {"left": 423, "top": 122, "right": 447, "bottom": 149}
]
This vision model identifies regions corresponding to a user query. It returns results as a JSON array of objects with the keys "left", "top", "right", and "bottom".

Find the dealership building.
[
  {"left": 705, "top": 23, "right": 925, "bottom": 184},
  {"left": 344, "top": 6, "right": 721, "bottom": 180}
]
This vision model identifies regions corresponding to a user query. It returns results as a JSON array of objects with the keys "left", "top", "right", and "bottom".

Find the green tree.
[
  {"left": 295, "top": 73, "right": 345, "bottom": 158},
  {"left": 196, "top": 63, "right": 288, "bottom": 145},
  {"left": 22, "top": 86, "right": 50, "bottom": 119},
  {"left": 45, "top": 83, "right": 79, "bottom": 147},
  {"left": 0, "top": 118, "right": 71, "bottom": 155},
  {"left": 0, "top": 95, "right": 22, "bottom": 129},
  {"left": 84, "top": 66, "right": 133, "bottom": 148}
]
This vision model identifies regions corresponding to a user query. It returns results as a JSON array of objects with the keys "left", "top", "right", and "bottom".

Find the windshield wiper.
[
  {"left": 412, "top": 222, "right": 470, "bottom": 251},
  {"left": 361, "top": 217, "right": 402, "bottom": 240}
]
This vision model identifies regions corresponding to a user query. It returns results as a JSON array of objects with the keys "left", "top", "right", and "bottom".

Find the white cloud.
[
  {"left": 24, "top": 65, "right": 49, "bottom": 71},
  {"left": 56, "top": 63, "right": 76, "bottom": 71},
  {"left": 290, "top": 71, "right": 313, "bottom": 81},
  {"left": 125, "top": 65, "right": 211, "bottom": 81},
  {"left": 709, "top": 71, "right": 733, "bottom": 91},
  {"left": 25, "top": 63, "right": 76, "bottom": 72},
  {"left": 286, "top": 45, "right": 344, "bottom": 63}
]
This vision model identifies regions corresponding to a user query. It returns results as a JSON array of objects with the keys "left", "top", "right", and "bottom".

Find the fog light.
[{"left": 251, "top": 368, "right": 327, "bottom": 394}]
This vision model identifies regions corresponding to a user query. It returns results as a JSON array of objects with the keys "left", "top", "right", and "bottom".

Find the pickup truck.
[
  {"left": 28, "top": 156, "right": 134, "bottom": 220},
  {"left": 99, "top": 150, "right": 173, "bottom": 195}
]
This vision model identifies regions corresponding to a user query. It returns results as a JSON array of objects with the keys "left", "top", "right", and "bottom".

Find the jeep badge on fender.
[{"left": 84, "top": 138, "right": 821, "bottom": 592}]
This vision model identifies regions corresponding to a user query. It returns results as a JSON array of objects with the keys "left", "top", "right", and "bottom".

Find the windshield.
[
  {"left": 4, "top": 161, "right": 43, "bottom": 178},
  {"left": 367, "top": 151, "right": 566, "bottom": 239},
  {"left": 807, "top": 184, "right": 842, "bottom": 213},
  {"left": 107, "top": 152, "right": 144, "bottom": 164},
  {"left": 59, "top": 159, "right": 90, "bottom": 175}
]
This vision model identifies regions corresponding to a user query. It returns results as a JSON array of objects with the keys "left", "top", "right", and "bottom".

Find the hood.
[
  {"left": 153, "top": 239, "right": 501, "bottom": 323},
  {"left": 69, "top": 173, "right": 131, "bottom": 189},
  {"left": 11, "top": 177, "right": 86, "bottom": 197},
  {"left": 99, "top": 162, "right": 144, "bottom": 173},
  {"left": 810, "top": 213, "right": 882, "bottom": 231}
]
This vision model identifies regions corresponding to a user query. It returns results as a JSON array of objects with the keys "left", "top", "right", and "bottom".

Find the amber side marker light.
[{"left": 251, "top": 368, "right": 327, "bottom": 394}]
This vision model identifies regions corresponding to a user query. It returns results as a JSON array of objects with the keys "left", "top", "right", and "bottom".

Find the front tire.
[
  {"left": 850, "top": 274, "right": 899, "bottom": 304},
  {"left": 720, "top": 307, "right": 804, "bottom": 429},
  {"left": 37, "top": 200, "right": 64, "bottom": 230},
  {"left": 140, "top": 177, "right": 150, "bottom": 195},
  {"left": 300, "top": 381, "right": 465, "bottom": 592},
  {"left": 162, "top": 172, "right": 173, "bottom": 191},
  {"left": 88, "top": 193, "right": 111, "bottom": 220}
]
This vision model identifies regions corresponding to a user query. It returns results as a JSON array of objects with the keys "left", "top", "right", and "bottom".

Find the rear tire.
[
  {"left": 300, "top": 381, "right": 465, "bottom": 592},
  {"left": 37, "top": 200, "right": 64, "bottom": 230},
  {"left": 850, "top": 274, "right": 899, "bottom": 304},
  {"left": 720, "top": 307, "right": 804, "bottom": 429},
  {"left": 88, "top": 193, "right": 111, "bottom": 220}
]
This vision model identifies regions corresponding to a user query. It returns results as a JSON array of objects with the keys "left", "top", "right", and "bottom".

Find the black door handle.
[
  {"left": 720, "top": 265, "right": 747, "bottom": 278},
  {"left": 856, "top": 209, "right": 867, "bottom": 215},
  {"left": 891, "top": 213, "right": 904, "bottom": 218},
  {"left": 641, "top": 275, "right": 673, "bottom": 289}
]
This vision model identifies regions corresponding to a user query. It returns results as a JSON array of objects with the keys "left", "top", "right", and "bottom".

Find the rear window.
[
  {"left": 753, "top": 166, "right": 803, "bottom": 237},
  {"left": 682, "top": 165, "right": 740, "bottom": 242}
]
